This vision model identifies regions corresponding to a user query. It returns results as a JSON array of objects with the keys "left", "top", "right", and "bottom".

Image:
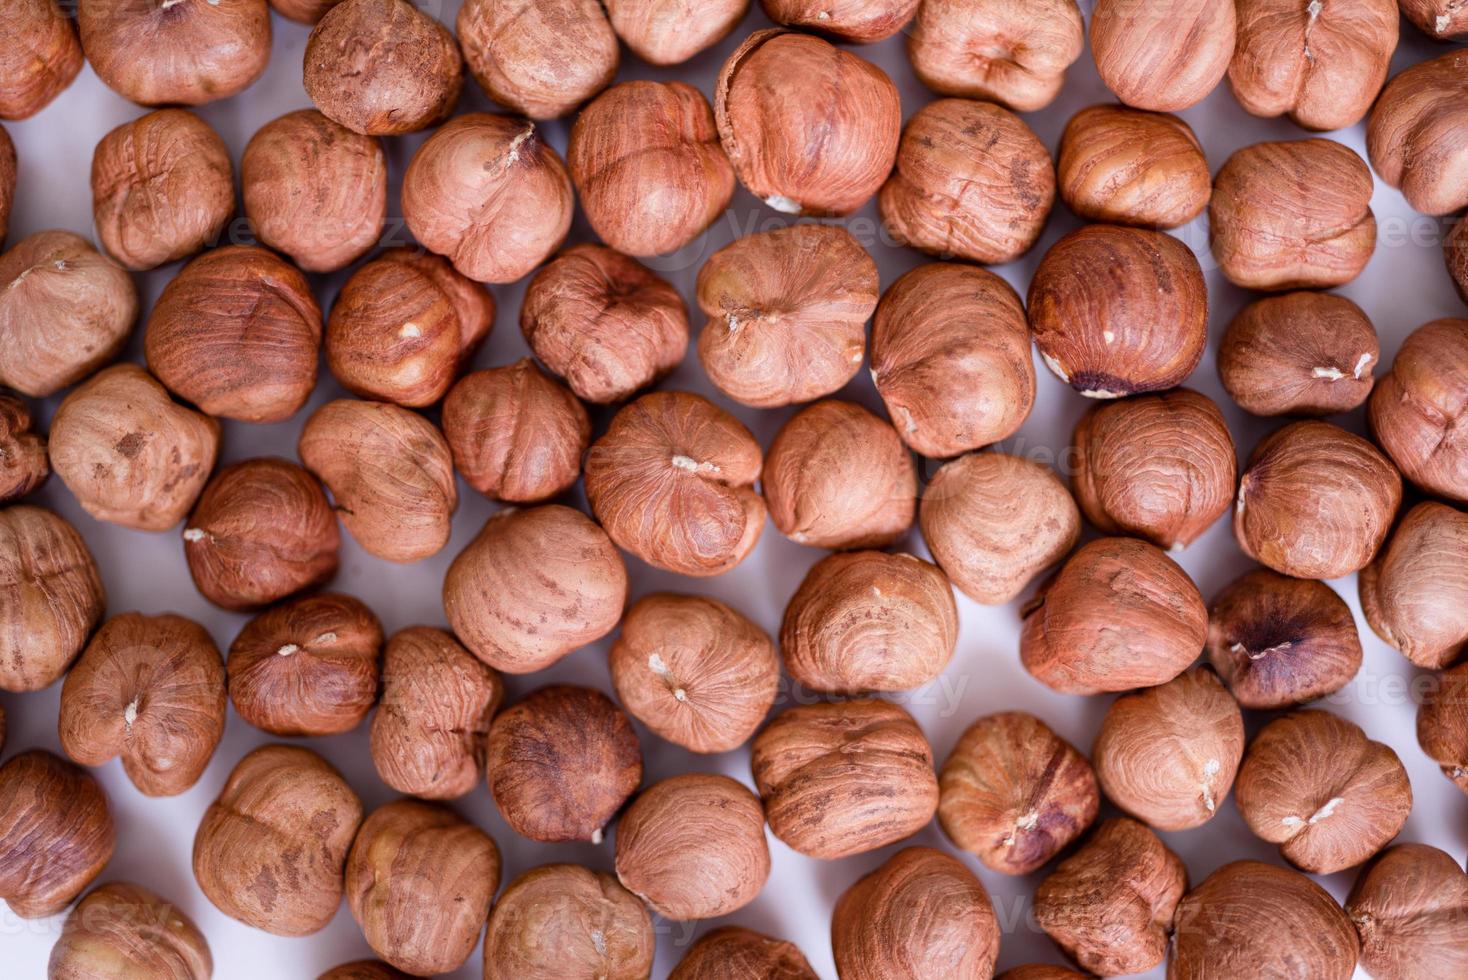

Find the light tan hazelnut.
[
  {"left": 458, "top": 0, "right": 618, "bottom": 120},
  {"left": 0, "top": 505, "right": 104, "bottom": 692},
  {"left": 1361, "top": 502, "right": 1468, "bottom": 669},
  {"left": 1419, "top": 662, "right": 1468, "bottom": 795},
  {"left": 761, "top": 0, "right": 918, "bottom": 42},
  {"left": 0, "top": 0, "right": 82, "bottom": 119},
  {"left": 0, "top": 393, "right": 47, "bottom": 503},
  {"left": 269, "top": 0, "right": 342, "bottom": 22},
  {"left": 1057, "top": 104, "right": 1210, "bottom": 229},
  {"left": 485, "top": 864, "right": 655, "bottom": 980},
  {"left": 670, "top": 926, "right": 817, "bottom": 980},
  {"left": 1369, "top": 318, "right": 1468, "bottom": 502},
  {"left": 1220, "top": 292, "right": 1379, "bottom": 416},
  {"left": 1401, "top": 0, "right": 1468, "bottom": 37},
  {"left": 49, "top": 881, "right": 211, "bottom": 980},
  {"left": 1347, "top": 843, "right": 1468, "bottom": 979},
  {"left": 1450, "top": 216, "right": 1468, "bottom": 303},
  {"left": 1368, "top": 52, "right": 1468, "bottom": 216},
  {"left": 1090, "top": 0, "right": 1236, "bottom": 111},
  {"left": 0, "top": 751, "right": 114, "bottom": 919},
  {"left": 907, "top": 0, "right": 1084, "bottom": 111},
  {"left": 0, "top": 124, "right": 13, "bottom": 244},
  {"left": 605, "top": 0, "right": 747, "bottom": 66}
]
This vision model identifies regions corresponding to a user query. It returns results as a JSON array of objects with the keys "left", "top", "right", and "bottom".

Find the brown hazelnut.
[
  {"left": 49, "top": 364, "right": 219, "bottom": 532},
  {"left": 609, "top": 592, "right": 779, "bottom": 754},
  {"left": 1361, "top": 502, "right": 1468, "bottom": 668},
  {"left": 49, "top": 881, "right": 211, "bottom": 980},
  {"left": 605, "top": 0, "right": 747, "bottom": 66},
  {"left": 1347, "top": 843, "right": 1468, "bottom": 979},
  {"left": 880, "top": 98, "right": 1055, "bottom": 265},
  {"left": 193, "top": 744, "right": 362, "bottom": 936},
  {"left": 318, "top": 964, "right": 408, "bottom": 980},
  {"left": 761, "top": 0, "right": 918, "bottom": 42},
  {"left": 227, "top": 592, "right": 383, "bottom": 737},
  {"left": 1071, "top": 388, "right": 1237, "bottom": 550},
  {"left": 146, "top": 246, "right": 322, "bottom": 423},
  {"left": 1450, "top": 216, "right": 1468, "bottom": 303},
  {"left": 715, "top": 30, "right": 900, "bottom": 216},
  {"left": 1367, "top": 52, "right": 1468, "bottom": 216},
  {"left": 458, "top": 0, "right": 618, "bottom": 120},
  {"left": 1028, "top": 225, "right": 1207, "bottom": 399},
  {"left": 831, "top": 846, "right": 1000, "bottom": 980},
  {"left": 906, "top": 0, "right": 1084, "bottom": 111},
  {"left": 1235, "top": 420, "right": 1403, "bottom": 579},
  {"left": 298, "top": 399, "right": 458, "bottom": 563},
  {"left": 443, "top": 505, "right": 627, "bottom": 672},
  {"left": 1368, "top": 318, "right": 1468, "bottom": 502},
  {"left": 1094, "top": 668, "right": 1245, "bottom": 831},
  {"left": 0, "top": 504, "right": 105, "bottom": 692},
  {"left": 1034, "top": 818, "right": 1188, "bottom": 976},
  {"left": 345, "top": 800, "right": 500, "bottom": 976},
  {"left": 90, "top": 109, "right": 234, "bottom": 271},
  {"left": 614, "top": 773, "right": 770, "bottom": 920},
  {"left": 442, "top": 359, "right": 590, "bottom": 502},
  {"left": 670, "top": 929, "right": 816, "bottom": 980},
  {"left": 485, "top": 864, "right": 655, "bottom": 980},
  {"left": 585, "top": 391, "right": 765, "bottom": 576},
  {"left": 304, "top": 0, "right": 462, "bottom": 136},
  {"left": 871, "top": 263, "right": 1034, "bottom": 458},
  {"left": 1401, "top": 0, "right": 1468, "bottom": 38},
  {"left": 1419, "top": 662, "right": 1468, "bottom": 794},
  {"left": 0, "top": 124, "right": 13, "bottom": 244},
  {"left": 0, "top": 230, "right": 138, "bottom": 398},
  {"left": 270, "top": 0, "right": 342, "bottom": 23},
  {"left": 0, "top": 751, "right": 114, "bottom": 919},
  {"left": 1057, "top": 104, "right": 1211, "bottom": 229},
  {"left": 242, "top": 109, "right": 387, "bottom": 273},
  {"left": 751, "top": 699, "right": 938, "bottom": 859},
  {"left": 402, "top": 113, "right": 574, "bottom": 284},
  {"left": 0, "top": 392, "right": 48, "bottom": 503},
  {"left": 0, "top": 0, "right": 82, "bottom": 119},
  {"left": 996, "top": 969, "right": 1089, "bottom": 980},
  {"left": 1090, "top": 0, "right": 1236, "bottom": 111},
  {"left": 696, "top": 225, "right": 877, "bottom": 408}
]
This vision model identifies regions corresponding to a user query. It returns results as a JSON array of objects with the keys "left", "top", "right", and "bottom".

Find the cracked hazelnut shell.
[
  {"left": 0, "top": 393, "right": 47, "bottom": 503},
  {"left": 1368, "top": 318, "right": 1468, "bottom": 502},
  {"left": 1401, "top": 0, "right": 1468, "bottom": 38},
  {"left": 0, "top": 751, "right": 114, "bottom": 919},
  {"left": 0, "top": 504, "right": 104, "bottom": 692},
  {"left": 670, "top": 928, "right": 816, "bottom": 980},
  {"left": 1, "top": 0, "right": 81, "bottom": 119},
  {"left": 49, "top": 881, "right": 211, "bottom": 980},
  {"left": 319, "top": 963, "right": 408, "bottom": 980},
  {"left": 605, "top": 0, "right": 747, "bottom": 66},
  {"left": 1367, "top": 52, "right": 1468, "bottom": 216},
  {"left": 1361, "top": 502, "right": 1468, "bottom": 668},
  {"left": 458, "top": 0, "right": 617, "bottom": 120},
  {"left": 1057, "top": 104, "right": 1210, "bottom": 229},
  {"left": 1346, "top": 843, "right": 1468, "bottom": 979},
  {"left": 1090, "top": 0, "right": 1236, "bottom": 111},
  {"left": 762, "top": 0, "right": 918, "bottom": 42},
  {"left": 1419, "top": 662, "right": 1468, "bottom": 794}
]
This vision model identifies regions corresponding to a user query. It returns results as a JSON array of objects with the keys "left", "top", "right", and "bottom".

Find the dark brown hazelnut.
[
  {"left": 670, "top": 926, "right": 816, "bottom": 980},
  {"left": 1361, "top": 502, "right": 1468, "bottom": 668},
  {"left": 1368, "top": 318, "right": 1468, "bottom": 502},
  {"left": 1090, "top": 0, "right": 1236, "bottom": 111},
  {"left": 906, "top": 0, "right": 1084, "bottom": 111},
  {"left": 0, "top": 504, "right": 105, "bottom": 692},
  {"left": 458, "top": 0, "right": 618, "bottom": 120},
  {"left": 1419, "top": 662, "right": 1468, "bottom": 794},
  {"left": 0, "top": 392, "right": 47, "bottom": 503},
  {"left": 996, "top": 968, "right": 1090, "bottom": 980},
  {"left": 0, "top": 124, "right": 13, "bottom": 244},
  {"left": 605, "top": 0, "right": 747, "bottom": 66},
  {"left": 318, "top": 963, "right": 409, "bottom": 980},
  {"left": 1057, "top": 104, "right": 1211, "bottom": 229},
  {"left": 1347, "top": 843, "right": 1468, "bottom": 979},
  {"left": 270, "top": 0, "right": 342, "bottom": 23},
  {"left": 0, "top": 0, "right": 82, "bottom": 119},
  {"left": 1400, "top": 0, "right": 1468, "bottom": 38},
  {"left": 1450, "top": 216, "right": 1468, "bottom": 304},
  {"left": 49, "top": 881, "right": 211, "bottom": 980},
  {"left": 0, "top": 751, "right": 114, "bottom": 919},
  {"left": 1368, "top": 52, "right": 1468, "bottom": 216},
  {"left": 762, "top": 0, "right": 917, "bottom": 42},
  {"left": 484, "top": 864, "right": 655, "bottom": 980}
]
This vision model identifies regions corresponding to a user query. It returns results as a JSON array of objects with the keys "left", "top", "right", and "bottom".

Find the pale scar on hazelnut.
[
  {"left": 1281, "top": 796, "right": 1344, "bottom": 828},
  {"left": 646, "top": 653, "right": 687, "bottom": 701}
]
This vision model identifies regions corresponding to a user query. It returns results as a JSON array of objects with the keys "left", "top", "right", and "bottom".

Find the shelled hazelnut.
[
  {"left": 485, "top": 864, "right": 655, "bottom": 980},
  {"left": 1220, "top": 292, "right": 1379, "bottom": 416},
  {"left": 0, "top": 705, "right": 6, "bottom": 753},
  {"left": 1057, "top": 105, "right": 1211, "bottom": 229},
  {"left": 49, "top": 882, "right": 211, "bottom": 980},
  {"left": 1346, "top": 844, "right": 1468, "bottom": 979},
  {"left": 1368, "top": 52, "right": 1468, "bottom": 216},
  {"left": 458, "top": 0, "right": 617, "bottom": 120},
  {"left": 1361, "top": 502, "right": 1468, "bottom": 669},
  {"left": 1, "top": 0, "right": 82, "bottom": 119},
  {"left": 762, "top": 0, "right": 917, "bottom": 41},
  {"left": 1450, "top": 217, "right": 1468, "bottom": 303},
  {"left": 270, "top": 0, "right": 343, "bottom": 22},
  {"left": 1400, "top": 0, "right": 1468, "bottom": 38},
  {"left": 605, "top": 0, "right": 747, "bottom": 66},
  {"left": 0, "top": 751, "right": 114, "bottom": 919},
  {"left": 0, "top": 125, "right": 12, "bottom": 243},
  {"left": 1368, "top": 318, "right": 1468, "bottom": 502},
  {"left": 318, "top": 964, "right": 409, "bottom": 980},
  {"left": 1419, "top": 662, "right": 1468, "bottom": 794},
  {"left": 1090, "top": 0, "right": 1236, "bottom": 111},
  {"left": 669, "top": 926, "right": 817, "bottom": 980},
  {"left": 0, "top": 393, "right": 48, "bottom": 503},
  {"left": 0, "top": 505, "right": 104, "bottom": 692},
  {"left": 996, "top": 969, "right": 1089, "bottom": 980}
]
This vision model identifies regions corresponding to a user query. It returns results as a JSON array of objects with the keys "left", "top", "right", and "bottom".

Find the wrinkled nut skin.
[
  {"left": 91, "top": 109, "right": 234, "bottom": 271},
  {"left": 1220, "top": 292, "right": 1379, "bottom": 416},
  {"left": 319, "top": 964, "right": 409, "bottom": 980},
  {"left": 831, "top": 847, "right": 1000, "bottom": 980},
  {"left": 1361, "top": 502, "right": 1468, "bottom": 668},
  {"left": 443, "top": 505, "right": 627, "bottom": 673},
  {"left": 670, "top": 927, "right": 816, "bottom": 980},
  {"left": 1090, "top": 0, "right": 1236, "bottom": 112},
  {"left": 0, "top": 0, "right": 82, "bottom": 119},
  {"left": 1057, "top": 105, "right": 1210, "bottom": 229},
  {"left": 0, "top": 125, "right": 13, "bottom": 244},
  {"left": 1450, "top": 217, "right": 1468, "bottom": 304},
  {"left": 1346, "top": 843, "right": 1468, "bottom": 980},
  {"left": 1419, "top": 662, "right": 1468, "bottom": 794},
  {"left": 761, "top": 0, "right": 918, "bottom": 42},
  {"left": 0, "top": 393, "right": 47, "bottom": 503},
  {"left": 458, "top": 0, "right": 618, "bottom": 120},
  {"left": 605, "top": 0, "right": 747, "bottom": 66},
  {"left": 937, "top": 711, "right": 1099, "bottom": 875},
  {"left": 715, "top": 30, "right": 901, "bottom": 216},
  {"left": 1368, "top": 318, "right": 1468, "bottom": 502},
  {"left": 50, "top": 365, "right": 219, "bottom": 532},
  {"left": 871, "top": 263, "right": 1034, "bottom": 458},
  {"left": 696, "top": 225, "right": 877, "bottom": 409},
  {"left": 610, "top": 593, "right": 779, "bottom": 754},
  {"left": 485, "top": 864, "right": 655, "bottom": 980},
  {"left": 49, "top": 881, "right": 212, "bottom": 980},
  {"left": 615, "top": 773, "right": 769, "bottom": 921},
  {"left": 1367, "top": 52, "right": 1468, "bottom": 216},
  {"left": 751, "top": 699, "right": 938, "bottom": 860},
  {"left": 997, "top": 969, "right": 1089, "bottom": 980},
  {"left": 0, "top": 505, "right": 105, "bottom": 692},
  {"left": 0, "top": 751, "right": 114, "bottom": 919},
  {"left": 1400, "top": 0, "right": 1468, "bottom": 38}
]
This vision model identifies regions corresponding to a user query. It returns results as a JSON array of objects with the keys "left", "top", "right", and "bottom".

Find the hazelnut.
[
  {"left": 761, "top": 0, "right": 918, "bottom": 42},
  {"left": 1367, "top": 52, "right": 1468, "bottom": 215},
  {"left": 0, "top": 0, "right": 81, "bottom": 119},
  {"left": 1368, "top": 318, "right": 1468, "bottom": 502},
  {"left": 831, "top": 847, "right": 999, "bottom": 980},
  {"left": 145, "top": 246, "right": 322, "bottom": 423},
  {"left": 1360, "top": 502, "right": 1468, "bottom": 668},
  {"left": 458, "top": 0, "right": 618, "bottom": 120},
  {"left": 1400, "top": 0, "right": 1468, "bottom": 38},
  {"left": 485, "top": 684, "right": 643, "bottom": 843},
  {"left": 521, "top": 244, "right": 688, "bottom": 404},
  {"left": 270, "top": 0, "right": 342, "bottom": 23},
  {"left": 1090, "top": 0, "right": 1236, "bottom": 111},
  {"left": 1021, "top": 537, "right": 1208, "bottom": 695},
  {"left": 1419, "top": 662, "right": 1468, "bottom": 794},
  {"left": 1346, "top": 843, "right": 1468, "bottom": 979},
  {"left": 0, "top": 392, "right": 48, "bottom": 503},
  {"left": 442, "top": 359, "right": 590, "bottom": 503},
  {"left": 871, "top": 263, "right": 1034, "bottom": 458},
  {"left": 484, "top": 864, "right": 655, "bottom": 980},
  {"left": 77, "top": 0, "right": 270, "bottom": 106},
  {"left": 319, "top": 964, "right": 408, "bottom": 980},
  {"left": 751, "top": 699, "right": 938, "bottom": 859},
  {"left": 49, "top": 882, "right": 211, "bottom": 980},
  {"left": 996, "top": 969, "right": 1089, "bottom": 980},
  {"left": 906, "top": 0, "right": 1084, "bottom": 112},
  {"left": 59, "top": 612, "right": 226, "bottom": 797},
  {"left": 443, "top": 505, "right": 627, "bottom": 672},
  {"left": 193, "top": 744, "right": 363, "bottom": 936},
  {"left": 304, "top": 0, "right": 463, "bottom": 136},
  {"left": 1235, "top": 420, "right": 1403, "bottom": 579},
  {"left": 1219, "top": 292, "right": 1379, "bottom": 416},
  {"left": 1056, "top": 104, "right": 1211, "bottom": 229},
  {"left": 1450, "top": 216, "right": 1468, "bottom": 303},
  {"left": 605, "top": 0, "right": 747, "bottom": 66},
  {"left": 714, "top": 30, "right": 900, "bottom": 216},
  {"left": 0, "top": 230, "right": 138, "bottom": 398},
  {"left": 0, "top": 751, "right": 114, "bottom": 918},
  {"left": 696, "top": 224, "right": 877, "bottom": 408},
  {"left": 585, "top": 391, "right": 765, "bottom": 576},
  {"left": 402, "top": 113, "right": 574, "bottom": 284},
  {"left": 0, "top": 504, "right": 105, "bottom": 692},
  {"left": 1028, "top": 225, "right": 1207, "bottom": 399},
  {"left": 1034, "top": 818, "right": 1187, "bottom": 976},
  {"left": 242, "top": 109, "right": 387, "bottom": 273},
  {"left": 227, "top": 592, "right": 383, "bottom": 737},
  {"left": 609, "top": 592, "right": 779, "bottom": 754},
  {"left": 90, "top": 109, "right": 234, "bottom": 271},
  {"left": 569, "top": 80, "right": 734, "bottom": 257},
  {"left": 298, "top": 398, "right": 458, "bottom": 563},
  {"left": 345, "top": 800, "right": 500, "bottom": 976},
  {"left": 0, "top": 124, "right": 13, "bottom": 244},
  {"left": 50, "top": 364, "right": 219, "bottom": 532},
  {"left": 1094, "top": 668, "right": 1245, "bottom": 831},
  {"left": 670, "top": 926, "right": 817, "bottom": 980},
  {"left": 1070, "top": 388, "right": 1237, "bottom": 550},
  {"left": 371, "top": 626, "right": 503, "bottom": 800},
  {"left": 880, "top": 98, "right": 1055, "bottom": 265},
  {"left": 780, "top": 551, "right": 957, "bottom": 694},
  {"left": 614, "top": 773, "right": 770, "bottom": 920}
]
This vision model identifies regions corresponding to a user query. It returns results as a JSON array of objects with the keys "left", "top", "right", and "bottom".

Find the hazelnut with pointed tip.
[{"left": 907, "top": 0, "right": 1084, "bottom": 112}]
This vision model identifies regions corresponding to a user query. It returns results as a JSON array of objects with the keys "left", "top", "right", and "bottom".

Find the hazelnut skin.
[
  {"left": 1090, "top": 0, "right": 1236, "bottom": 112},
  {"left": 49, "top": 881, "right": 211, "bottom": 980},
  {"left": 0, "top": 0, "right": 82, "bottom": 119},
  {"left": 345, "top": 800, "right": 500, "bottom": 977},
  {"left": 715, "top": 30, "right": 901, "bottom": 216},
  {"left": 0, "top": 504, "right": 105, "bottom": 692},
  {"left": 1419, "top": 662, "right": 1468, "bottom": 794},
  {"left": 0, "top": 124, "right": 13, "bottom": 243},
  {"left": 609, "top": 592, "right": 779, "bottom": 754},
  {"left": 458, "top": 0, "right": 618, "bottom": 120},
  {"left": 443, "top": 505, "right": 627, "bottom": 673},
  {"left": 1219, "top": 292, "right": 1379, "bottom": 416},
  {"left": 615, "top": 773, "right": 770, "bottom": 921},
  {"left": 318, "top": 964, "right": 409, "bottom": 980},
  {"left": 1235, "top": 420, "right": 1403, "bottom": 580},
  {"left": 997, "top": 969, "right": 1089, "bottom": 980},
  {"left": 1367, "top": 52, "right": 1468, "bottom": 216},
  {"left": 485, "top": 685, "right": 643, "bottom": 843},
  {"left": 696, "top": 224, "right": 877, "bottom": 408},
  {"left": 1368, "top": 318, "right": 1468, "bottom": 502},
  {"left": 50, "top": 364, "right": 219, "bottom": 532},
  {"left": 0, "top": 751, "right": 115, "bottom": 919},
  {"left": 1346, "top": 843, "right": 1468, "bottom": 979},
  {"left": 0, "top": 393, "right": 48, "bottom": 503},
  {"left": 270, "top": 0, "right": 342, "bottom": 22},
  {"left": 604, "top": 0, "right": 747, "bottom": 66},
  {"left": 1450, "top": 217, "right": 1468, "bottom": 303},
  {"left": 938, "top": 711, "right": 1099, "bottom": 875},
  {"left": 762, "top": 0, "right": 918, "bottom": 42},
  {"left": 751, "top": 699, "right": 938, "bottom": 860},
  {"left": 670, "top": 927, "right": 816, "bottom": 980},
  {"left": 484, "top": 864, "right": 655, "bottom": 980},
  {"left": 90, "top": 109, "right": 234, "bottom": 271},
  {"left": 585, "top": 391, "right": 766, "bottom": 577},
  {"left": 871, "top": 263, "right": 1034, "bottom": 458},
  {"left": 1360, "top": 502, "right": 1468, "bottom": 668},
  {"left": 227, "top": 592, "right": 383, "bottom": 737},
  {"left": 1057, "top": 104, "right": 1211, "bottom": 229},
  {"left": 1400, "top": 0, "right": 1468, "bottom": 38}
]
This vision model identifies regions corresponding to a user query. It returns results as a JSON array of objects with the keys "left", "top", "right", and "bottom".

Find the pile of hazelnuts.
[{"left": 1, "top": 0, "right": 1467, "bottom": 977}]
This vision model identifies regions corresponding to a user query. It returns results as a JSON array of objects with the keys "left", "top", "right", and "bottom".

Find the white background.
[{"left": 4, "top": 3, "right": 1466, "bottom": 978}]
